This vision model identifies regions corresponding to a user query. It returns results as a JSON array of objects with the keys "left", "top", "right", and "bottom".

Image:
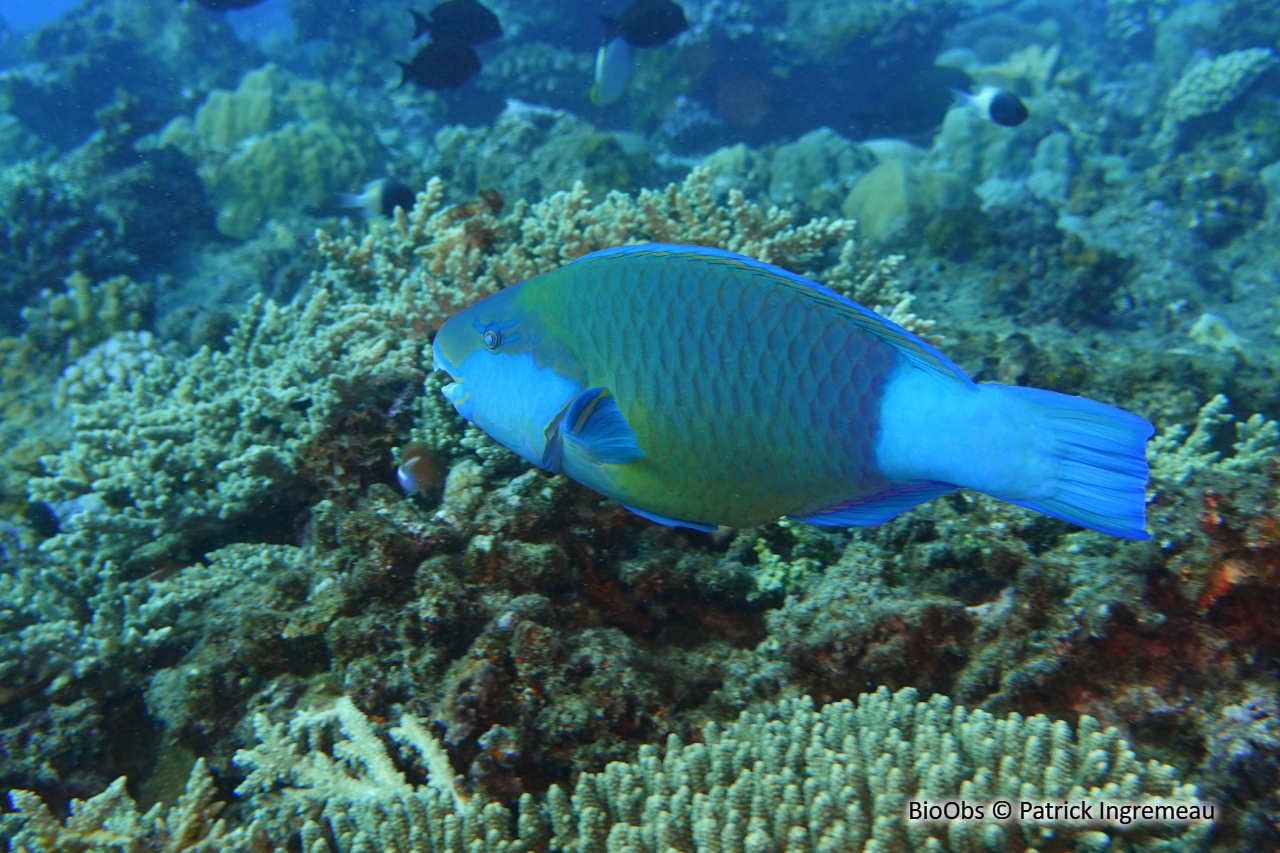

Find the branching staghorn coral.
[
  {"left": 1148, "top": 393, "right": 1280, "bottom": 486},
  {"left": 19, "top": 271, "right": 152, "bottom": 360},
  {"left": 30, "top": 283, "right": 427, "bottom": 573},
  {"left": 4, "top": 759, "right": 232, "bottom": 853},
  {"left": 7, "top": 688, "right": 1205, "bottom": 853},
  {"left": 314, "top": 166, "right": 880, "bottom": 335}
]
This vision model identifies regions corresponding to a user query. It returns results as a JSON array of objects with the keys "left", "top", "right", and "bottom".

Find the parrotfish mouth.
[{"left": 430, "top": 344, "right": 465, "bottom": 405}]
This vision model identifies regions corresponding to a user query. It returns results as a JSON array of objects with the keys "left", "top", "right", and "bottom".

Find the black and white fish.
[
  {"left": 955, "top": 85, "right": 1029, "bottom": 127},
  {"left": 306, "top": 179, "right": 417, "bottom": 220}
]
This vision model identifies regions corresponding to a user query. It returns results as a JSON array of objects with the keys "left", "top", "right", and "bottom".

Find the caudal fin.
[{"left": 996, "top": 385, "right": 1153, "bottom": 539}]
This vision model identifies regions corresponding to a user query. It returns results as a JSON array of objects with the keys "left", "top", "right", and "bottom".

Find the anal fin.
[{"left": 794, "top": 481, "right": 956, "bottom": 526}]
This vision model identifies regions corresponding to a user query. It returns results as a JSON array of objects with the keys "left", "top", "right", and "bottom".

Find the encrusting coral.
[{"left": 3, "top": 687, "right": 1208, "bottom": 853}]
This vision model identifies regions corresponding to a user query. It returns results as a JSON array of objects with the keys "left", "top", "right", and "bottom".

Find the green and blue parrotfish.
[{"left": 431, "top": 244, "right": 1153, "bottom": 539}]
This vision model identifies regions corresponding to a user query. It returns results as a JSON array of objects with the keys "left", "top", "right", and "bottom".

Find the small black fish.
[
  {"left": 398, "top": 40, "right": 482, "bottom": 89},
  {"left": 411, "top": 0, "right": 501, "bottom": 45},
  {"left": 186, "top": 0, "right": 270, "bottom": 10},
  {"left": 605, "top": 0, "right": 687, "bottom": 48}
]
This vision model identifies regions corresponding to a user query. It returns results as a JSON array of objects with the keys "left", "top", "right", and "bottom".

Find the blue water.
[{"left": 0, "top": 0, "right": 77, "bottom": 31}]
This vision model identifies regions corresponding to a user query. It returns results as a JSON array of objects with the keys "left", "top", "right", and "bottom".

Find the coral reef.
[
  {"left": 6, "top": 1, "right": 1280, "bottom": 844},
  {"left": 4, "top": 688, "right": 1207, "bottom": 853},
  {"left": 5, "top": 759, "right": 231, "bottom": 853},
  {"left": 19, "top": 272, "right": 153, "bottom": 361},
  {"left": 0, "top": 0, "right": 256, "bottom": 148},
  {"left": 1105, "top": 0, "right": 1171, "bottom": 48},
  {"left": 4, "top": 169, "right": 903, "bottom": 816},
  {"left": 157, "top": 64, "right": 383, "bottom": 239},
  {"left": 1155, "top": 48, "right": 1279, "bottom": 154},
  {"left": 841, "top": 160, "right": 976, "bottom": 246},
  {"left": 431, "top": 101, "right": 640, "bottom": 203},
  {"left": 767, "top": 127, "right": 872, "bottom": 212},
  {"left": 783, "top": 0, "right": 960, "bottom": 65},
  {"left": 28, "top": 281, "right": 423, "bottom": 573},
  {"left": 0, "top": 92, "right": 210, "bottom": 327}
]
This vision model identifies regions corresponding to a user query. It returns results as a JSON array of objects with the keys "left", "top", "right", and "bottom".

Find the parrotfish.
[{"left": 431, "top": 245, "right": 1152, "bottom": 538}]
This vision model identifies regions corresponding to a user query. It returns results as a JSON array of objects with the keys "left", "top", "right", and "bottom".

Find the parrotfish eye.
[{"left": 482, "top": 327, "right": 502, "bottom": 351}]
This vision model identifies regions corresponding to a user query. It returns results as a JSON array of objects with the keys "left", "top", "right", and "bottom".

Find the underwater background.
[{"left": 1, "top": 0, "right": 1279, "bottom": 850}]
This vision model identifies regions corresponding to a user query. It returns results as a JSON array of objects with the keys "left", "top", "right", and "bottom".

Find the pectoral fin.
[{"left": 549, "top": 387, "right": 644, "bottom": 466}]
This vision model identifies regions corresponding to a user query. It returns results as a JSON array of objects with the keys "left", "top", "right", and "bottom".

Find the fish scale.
[{"left": 538, "top": 250, "right": 897, "bottom": 524}]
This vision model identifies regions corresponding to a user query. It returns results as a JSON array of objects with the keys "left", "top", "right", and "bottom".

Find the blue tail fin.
[{"left": 996, "top": 386, "right": 1153, "bottom": 539}]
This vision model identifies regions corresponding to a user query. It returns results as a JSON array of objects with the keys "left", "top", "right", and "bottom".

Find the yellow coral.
[
  {"left": 842, "top": 160, "right": 973, "bottom": 244},
  {"left": 969, "top": 43, "right": 1062, "bottom": 96},
  {"left": 159, "top": 64, "right": 382, "bottom": 239},
  {"left": 21, "top": 271, "right": 150, "bottom": 359}
]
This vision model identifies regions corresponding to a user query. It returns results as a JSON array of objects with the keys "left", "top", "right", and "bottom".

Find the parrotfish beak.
[
  {"left": 431, "top": 339, "right": 456, "bottom": 380},
  {"left": 431, "top": 340, "right": 470, "bottom": 415}
]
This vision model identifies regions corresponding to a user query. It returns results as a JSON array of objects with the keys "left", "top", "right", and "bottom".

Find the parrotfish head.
[{"left": 431, "top": 284, "right": 582, "bottom": 469}]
